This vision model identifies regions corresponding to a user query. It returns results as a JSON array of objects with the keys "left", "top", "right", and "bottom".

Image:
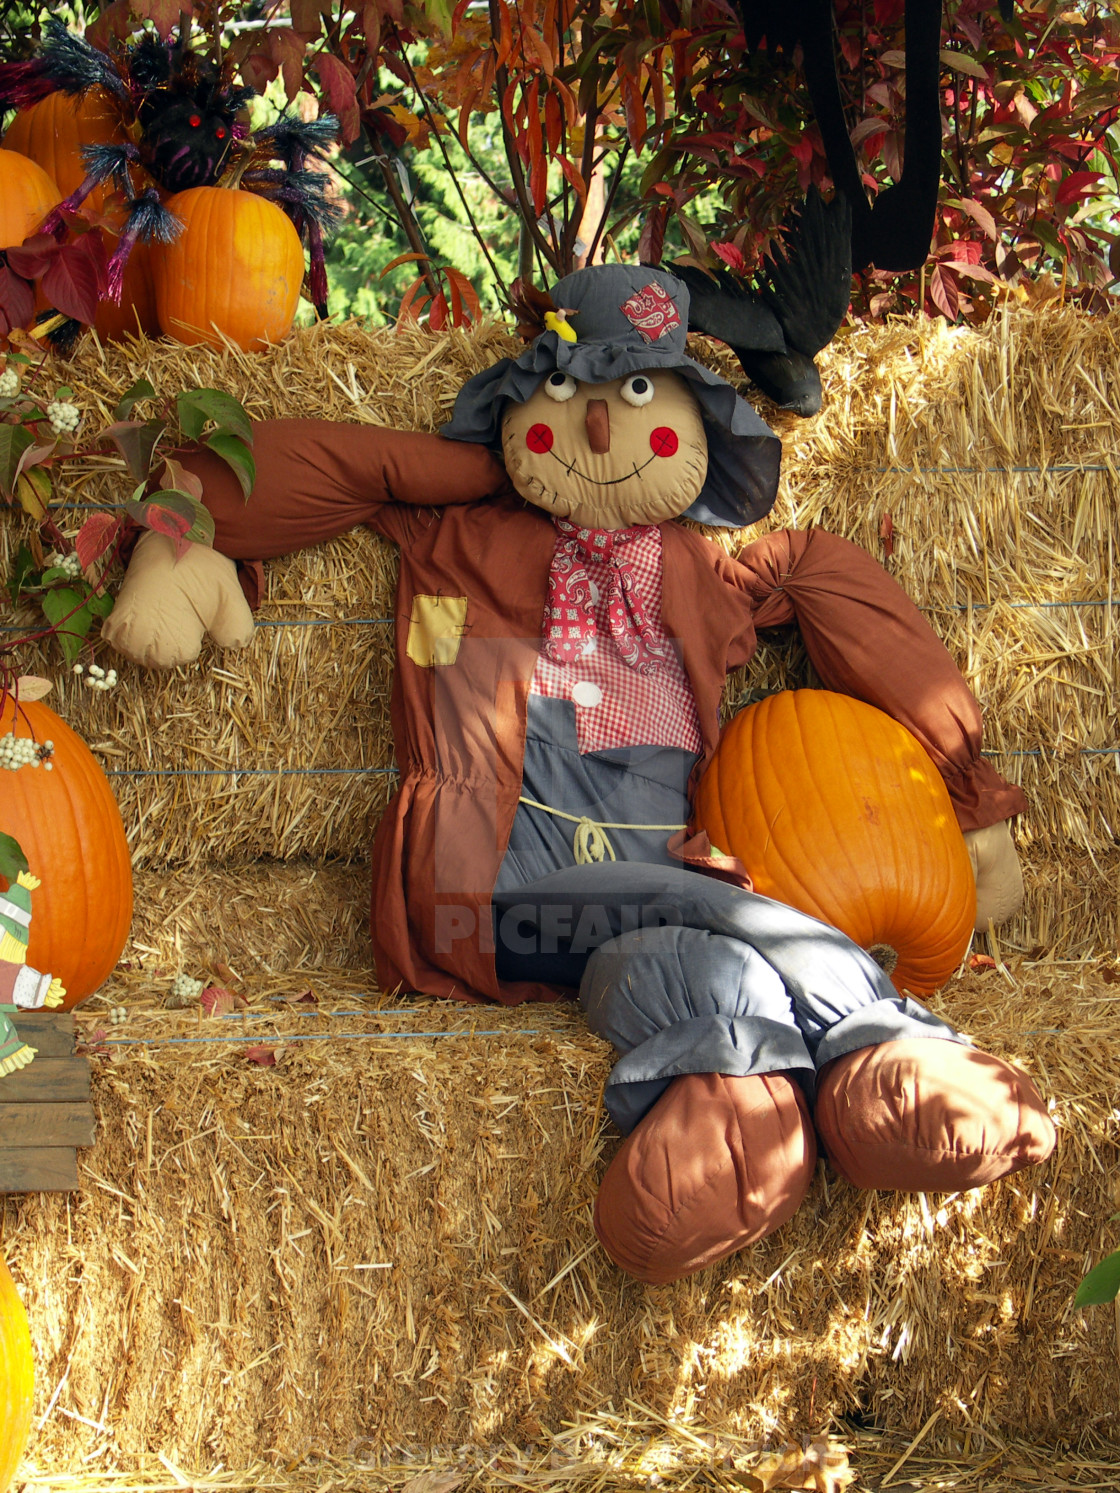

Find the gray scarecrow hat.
[{"left": 440, "top": 263, "right": 781, "bottom": 527}]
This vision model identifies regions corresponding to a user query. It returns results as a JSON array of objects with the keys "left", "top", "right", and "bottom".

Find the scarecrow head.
[{"left": 442, "top": 265, "right": 782, "bottom": 532}]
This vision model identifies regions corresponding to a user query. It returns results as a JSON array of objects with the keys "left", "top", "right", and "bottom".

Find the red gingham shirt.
[{"left": 531, "top": 525, "right": 703, "bottom": 755}]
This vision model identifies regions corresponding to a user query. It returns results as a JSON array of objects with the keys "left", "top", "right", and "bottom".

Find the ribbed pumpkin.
[
  {"left": 1, "top": 89, "right": 123, "bottom": 211},
  {"left": 153, "top": 186, "right": 305, "bottom": 351},
  {"left": 0, "top": 695, "right": 132, "bottom": 1008},
  {"left": 693, "top": 690, "right": 975, "bottom": 996},
  {"left": 0, "top": 149, "right": 61, "bottom": 251},
  {"left": 0, "top": 1257, "right": 33, "bottom": 1493}
]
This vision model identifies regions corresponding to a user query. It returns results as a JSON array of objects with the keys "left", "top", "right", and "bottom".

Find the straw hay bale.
[
  {"left": 3, "top": 306, "right": 1120, "bottom": 1481},
  {"left": 3, "top": 957, "right": 1118, "bottom": 1479},
  {"left": 3, "top": 304, "right": 1116, "bottom": 950}
]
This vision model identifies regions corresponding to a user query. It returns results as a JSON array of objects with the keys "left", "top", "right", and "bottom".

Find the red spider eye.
[
  {"left": 189, "top": 114, "right": 201, "bottom": 128},
  {"left": 216, "top": 127, "right": 227, "bottom": 140}
]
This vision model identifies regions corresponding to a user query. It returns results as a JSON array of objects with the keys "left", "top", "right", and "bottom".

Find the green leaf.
[
  {"left": 113, "top": 377, "right": 157, "bottom": 422},
  {"left": 0, "top": 832, "right": 29, "bottom": 886},
  {"left": 0, "top": 423, "right": 35, "bottom": 500},
  {"left": 105, "top": 417, "right": 168, "bottom": 483},
  {"left": 177, "top": 389, "right": 254, "bottom": 446},
  {"left": 41, "top": 584, "right": 95, "bottom": 666},
  {"left": 204, "top": 432, "right": 256, "bottom": 499},
  {"left": 1074, "top": 1250, "right": 1120, "bottom": 1308},
  {"left": 7, "top": 542, "right": 38, "bottom": 604}
]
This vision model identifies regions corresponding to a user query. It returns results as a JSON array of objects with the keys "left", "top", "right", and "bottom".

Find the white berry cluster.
[
  {"left": 0, "top": 734, "right": 54, "bottom": 772},
  {"left": 109, "top": 1005, "right": 128, "bottom": 1025},
  {"left": 167, "top": 972, "right": 204, "bottom": 1008},
  {"left": 47, "top": 551, "right": 84, "bottom": 579},
  {"left": 46, "top": 400, "right": 81, "bottom": 437},
  {"left": 73, "top": 661, "right": 118, "bottom": 692},
  {"left": 0, "top": 368, "right": 19, "bottom": 398}
]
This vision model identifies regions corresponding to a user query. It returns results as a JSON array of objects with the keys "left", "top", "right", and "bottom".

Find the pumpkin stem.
[
  {"left": 221, "top": 149, "right": 256, "bottom": 192},
  {"left": 867, "top": 942, "right": 899, "bottom": 976}
]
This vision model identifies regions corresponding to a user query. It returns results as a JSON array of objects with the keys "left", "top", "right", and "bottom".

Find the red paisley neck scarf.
[{"left": 542, "top": 518, "right": 675, "bottom": 673}]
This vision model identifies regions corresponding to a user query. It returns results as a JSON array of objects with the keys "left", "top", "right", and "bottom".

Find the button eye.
[
  {"left": 543, "top": 371, "right": 578, "bottom": 402},
  {"left": 620, "top": 374, "right": 655, "bottom": 407}
]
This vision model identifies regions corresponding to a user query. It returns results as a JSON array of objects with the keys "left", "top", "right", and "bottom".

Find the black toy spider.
[{"left": 0, "top": 19, "right": 340, "bottom": 316}]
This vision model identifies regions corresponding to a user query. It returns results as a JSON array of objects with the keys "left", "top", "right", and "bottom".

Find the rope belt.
[{"left": 518, "top": 795, "right": 685, "bottom": 865}]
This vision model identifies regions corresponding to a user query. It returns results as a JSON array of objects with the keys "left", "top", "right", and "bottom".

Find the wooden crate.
[{"left": 0, "top": 1012, "right": 95, "bottom": 1192}]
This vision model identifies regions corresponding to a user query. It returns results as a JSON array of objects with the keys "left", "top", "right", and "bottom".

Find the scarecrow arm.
[
  {"left": 175, "top": 421, "right": 512, "bottom": 559},
  {"left": 722, "top": 527, "right": 1026, "bottom": 928},
  {"left": 104, "top": 422, "right": 512, "bottom": 669},
  {"left": 724, "top": 527, "right": 1026, "bottom": 829}
]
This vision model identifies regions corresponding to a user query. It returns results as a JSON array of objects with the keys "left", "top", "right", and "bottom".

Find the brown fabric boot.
[
  {"left": 593, "top": 1071, "right": 817, "bottom": 1285},
  {"left": 815, "top": 1039, "right": 1056, "bottom": 1191}
]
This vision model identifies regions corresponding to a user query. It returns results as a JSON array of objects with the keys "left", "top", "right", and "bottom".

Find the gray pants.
[{"left": 493, "top": 862, "right": 962, "bottom": 1134}]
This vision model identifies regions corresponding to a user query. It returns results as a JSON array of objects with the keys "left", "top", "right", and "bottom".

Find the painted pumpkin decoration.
[
  {"left": 0, "top": 695, "right": 132, "bottom": 1008},
  {"left": 693, "top": 689, "right": 975, "bottom": 996},
  {"left": 1, "top": 88, "right": 123, "bottom": 211},
  {"left": 0, "top": 1256, "right": 33, "bottom": 1493},
  {"left": 0, "top": 149, "right": 61, "bottom": 251},
  {"left": 152, "top": 186, "right": 305, "bottom": 351}
]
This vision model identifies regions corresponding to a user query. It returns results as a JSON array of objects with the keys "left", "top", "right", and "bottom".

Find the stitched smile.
[{"left": 543, "top": 448, "right": 659, "bottom": 485}]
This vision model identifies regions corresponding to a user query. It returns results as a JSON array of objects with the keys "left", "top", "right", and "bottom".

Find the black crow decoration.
[
  {"left": 670, "top": 1, "right": 1017, "bottom": 413},
  {"left": 670, "top": 186, "right": 852, "bottom": 417},
  {"left": 736, "top": 0, "right": 1014, "bottom": 274}
]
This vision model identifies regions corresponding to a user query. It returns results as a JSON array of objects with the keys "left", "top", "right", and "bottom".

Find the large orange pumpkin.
[
  {"left": 0, "top": 149, "right": 61, "bottom": 251},
  {"left": 693, "top": 690, "right": 975, "bottom": 996},
  {"left": 1, "top": 89, "right": 123, "bottom": 212},
  {"left": 0, "top": 1256, "right": 33, "bottom": 1493},
  {"left": 153, "top": 186, "right": 305, "bottom": 351},
  {"left": 0, "top": 696, "right": 132, "bottom": 1008}
]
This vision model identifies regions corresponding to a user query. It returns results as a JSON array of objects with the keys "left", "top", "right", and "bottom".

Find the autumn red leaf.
[
  {"left": 200, "top": 984, "right": 248, "bottom": 1017},
  {"left": 75, "top": 512, "right": 125, "bottom": 573},
  {"left": 969, "top": 954, "right": 998, "bottom": 972},
  {"left": 40, "top": 236, "right": 109, "bottom": 325},
  {"left": 314, "top": 53, "right": 360, "bottom": 144},
  {"left": 879, "top": 511, "right": 895, "bottom": 559},
  {"left": 245, "top": 1044, "right": 278, "bottom": 1066},
  {"left": 280, "top": 988, "right": 318, "bottom": 1005}
]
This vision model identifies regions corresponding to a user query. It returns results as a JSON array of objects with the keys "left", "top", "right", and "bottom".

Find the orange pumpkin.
[
  {"left": 0, "top": 696, "right": 132, "bottom": 1008},
  {"left": 153, "top": 186, "right": 305, "bottom": 351},
  {"left": 693, "top": 689, "right": 975, "bottom": 996},
  {"left": 93, "top": 205, "right": 161, "bottom": 342},
  {"left": 1, "top": 88, "right": 123, "bottom": 212},
  {"left": 0, "top": 149, "right": 61, "bottom": 251},
  {"left": 93, "top": 233, "right": 161, "bottom": 340},
  {"left": 0, "top": 1257, "right": 33, "bottom": 1493}
]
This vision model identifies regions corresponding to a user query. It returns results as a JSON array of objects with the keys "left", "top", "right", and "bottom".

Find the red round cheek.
[
  {"left": 650, "top": 426, "right": 679, "bottom": 458},
  {"left": 526, "top": 422, "right": 554, "bottom": 453}
]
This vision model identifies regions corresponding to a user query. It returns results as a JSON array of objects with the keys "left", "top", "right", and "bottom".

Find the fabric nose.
[{"left": 585, "top": 398, "right": 610, "bottom": 454}]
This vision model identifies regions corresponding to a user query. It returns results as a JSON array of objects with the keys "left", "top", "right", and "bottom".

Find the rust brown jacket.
[{"left": 180, "top": 421, "right": 1027, "bottom": 1006}]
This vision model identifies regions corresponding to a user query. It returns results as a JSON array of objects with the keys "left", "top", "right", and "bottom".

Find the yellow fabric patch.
[{"left": 406, "top": 594, "right": 468, "bottom": 667}]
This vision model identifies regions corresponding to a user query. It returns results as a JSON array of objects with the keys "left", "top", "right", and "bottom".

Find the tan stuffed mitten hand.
[
  {"left": 102, "top": 531, "right": 254, "bottom": 669},
  {"left": 963, "top": 819, "right": 1024, "bottom": 931}
]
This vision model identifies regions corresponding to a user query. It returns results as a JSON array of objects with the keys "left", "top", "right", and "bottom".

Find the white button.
[{"left": 572, "top": 681, "right": 603, "bottom": 708}]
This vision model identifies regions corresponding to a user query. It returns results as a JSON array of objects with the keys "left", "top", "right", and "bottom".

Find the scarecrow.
[
  {"left": 103, "top": 265, "right": 1055, "bottom": 1283},
  {"left": 0, "top": 869, "right": 65, "bottom": 1077}
]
